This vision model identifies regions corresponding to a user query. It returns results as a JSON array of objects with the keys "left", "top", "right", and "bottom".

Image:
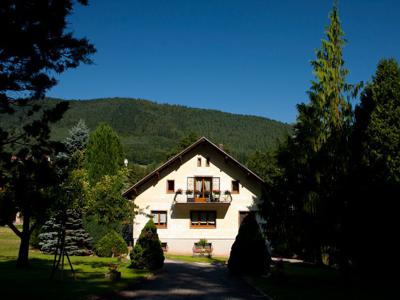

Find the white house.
[{"left": 123, "top": 137, "right": 266, "bottom": 257}]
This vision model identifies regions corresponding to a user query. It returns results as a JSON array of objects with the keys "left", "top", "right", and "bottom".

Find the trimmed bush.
[
  {"left": 228, "top": 212, "right": 271, "bottom": 275},
  {"left": 95, "top": 230, "right": 128, "bottom": 257},
  {"left": 130, "top": 219, "right": 164, "bottom": 270}
]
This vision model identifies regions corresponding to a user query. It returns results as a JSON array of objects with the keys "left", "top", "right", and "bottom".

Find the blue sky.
[{"left": 47, "top": 0, "right": 400, "bottom": 123}]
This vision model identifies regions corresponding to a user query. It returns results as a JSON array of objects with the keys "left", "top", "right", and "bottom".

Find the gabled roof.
[{"left": 123, "top": 136, "right": 265, "bottom": 197}]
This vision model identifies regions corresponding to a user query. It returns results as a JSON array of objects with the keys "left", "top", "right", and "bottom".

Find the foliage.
[
  {"left": 94, "top": 230, "right": 128, "bottom": 258},
  {"left": 130, "top": 219, "right": 164, "bottom": 270},
  {"left": 268, "top": 3, "right": 359, "bottom": 265},
  {"left": 347, "top": 59, "right": 400, "bottom": 275},
  {"left": 38, "top": 209, "right": 92, "bottom": 256},
  {"left": 1, "top": 98, "right": 292, "bottom": 166},
  {"left": 85, "top": 123, "right": 125, "bottom": 184},
  {"left": 246, "top": 149, "right": 281, "bottom": 186},
  {"left": 86, "top": 169, "right": 133, "bottom": 226},
  {"left": 228, "top": 213, "right": 271, "bottom": 275},
  {"left": 64, "top": 119, "right": 90, "bottom": 154},
  {"left": 0, "top": 226, "right": 149, "bottom": 300},
  {"left": 0, "top": 0, "right": 95, "bottom": 268}
]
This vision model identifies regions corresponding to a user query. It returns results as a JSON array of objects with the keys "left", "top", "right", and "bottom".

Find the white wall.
[{"left": 131, "top": 144, "right": 263, "bottom": 256}]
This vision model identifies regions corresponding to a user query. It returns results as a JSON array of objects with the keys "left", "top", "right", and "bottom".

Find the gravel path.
[{"left": 116, "top": 259, "right": 267, "bottom": 300}]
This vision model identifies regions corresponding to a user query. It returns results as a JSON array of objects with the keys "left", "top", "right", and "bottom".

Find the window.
[
  {"left": 166, "top": 180, "right": 175, "bottom": 193},
  {"left": 195, "top": 177, "right": 212, "bottom": 202},
  {"left": 232, "top": 180, "right": 240, "bottom": 194},
  {"left": 197, "top": 157, "right": 202, "bottom": 167},
  {"left": 190, "top": 211, "right": 216, "bottom": 228},
  {"left": 161, "top": 242, "right": 168, "bottom": 252},
  {"left": 239, "top": 211, "right": 249, "bottom": 226},
  {"left": 152, "top": 211, "right": 167, "bottom": 228},
  {"left": 206, "top": 157, "right": 210, "bottom": 167}
]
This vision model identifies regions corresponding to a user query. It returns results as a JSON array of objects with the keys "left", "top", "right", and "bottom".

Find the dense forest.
[{"left": 1, "top": 98, "right": 292, "bottom": 165}]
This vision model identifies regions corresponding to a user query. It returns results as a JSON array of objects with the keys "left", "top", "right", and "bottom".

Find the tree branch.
[{"left": 6, "top": 222, "right": 22, "bottom": 238}]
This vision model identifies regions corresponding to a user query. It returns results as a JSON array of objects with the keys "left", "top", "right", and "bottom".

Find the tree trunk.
[{"left": 16, "top": 212, "right": 30, "bottom": 268}]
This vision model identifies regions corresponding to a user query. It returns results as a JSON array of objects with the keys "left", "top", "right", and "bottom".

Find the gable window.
[
  {"left": 167, "top": 180, "right": 175, "bottom": 193},
  {"left": 232, "top": 180, "right": 240, "bottom": 194},
  {"left": 206, "top": 157, "right": 210, "bottom": 167},
  {"left": 197, "top": 157, "right": 202, "bottom": 167},
  {"left": 190, "top": 211, "right": 216, "bottom": 228},
  {"left": 152, "top": 211, "right": 167, "bottom": 228}
]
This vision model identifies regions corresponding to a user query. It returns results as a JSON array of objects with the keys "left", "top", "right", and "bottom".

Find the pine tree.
[
  {"left": 130, "top": 219, "right": 164, "bottom": 270},
  {"left": 85, "top": 123, "right": 124, "bottom": 184}
]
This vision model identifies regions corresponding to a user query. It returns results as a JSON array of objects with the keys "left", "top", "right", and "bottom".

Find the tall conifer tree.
[{"left": 277, "top": 3, "right": 359, "bottom": 264}]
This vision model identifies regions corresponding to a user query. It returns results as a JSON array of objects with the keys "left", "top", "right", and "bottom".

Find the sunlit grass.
[
  {"left": 0, "top": 226, "right": 149, "bottom": 300},
  {"left": 165, "top": 253, "right": 227, "bottom": 264}
]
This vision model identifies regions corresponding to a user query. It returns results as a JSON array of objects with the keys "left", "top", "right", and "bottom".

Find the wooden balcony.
[{"left": 173, "top": 192, "right": 231, "bottom": 207}]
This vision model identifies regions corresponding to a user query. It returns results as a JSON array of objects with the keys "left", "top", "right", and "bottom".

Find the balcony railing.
[{"left": 173, "top": 190, "right": 232, "bottom": 204}]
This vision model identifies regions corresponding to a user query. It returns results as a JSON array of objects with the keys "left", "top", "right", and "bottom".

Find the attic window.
[
  {"left": 197, "top": 157, "right": 202, "bottom": 167},
  {"left": 232, "top": 180, "right": 240, "bottom": 194},
  {"left": 167, "top": 180, "right": 175, "bottom": 193},
  {"left": 206, "top": 157, "right": 210, "bottom": 167}
]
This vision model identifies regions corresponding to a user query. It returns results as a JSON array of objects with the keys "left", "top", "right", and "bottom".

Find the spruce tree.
[
  {"left": 130, "top": 219, "right": 164, "bottom": 270},
  {"left": 65, "top": 119, "right": 90, "bottom": 154},
  {"left": 39, "top": 210, "right": 92, "bottom": 256},
  {"left": 85, "top": 123, "right": 124, "bottom": 184}
]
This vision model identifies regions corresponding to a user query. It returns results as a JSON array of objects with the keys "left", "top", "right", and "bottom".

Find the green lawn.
[
  {"left": 0, "top": 226, "right": 149, "bottom": 300},
  {"left": 246, "top": 261, "right": 397, "bottom": 300},
  {"left": 165, "top": 253, "right": 227, "bottom": 264}
]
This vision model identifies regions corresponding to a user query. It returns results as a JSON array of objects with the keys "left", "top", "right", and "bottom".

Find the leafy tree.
[
  {"left": 228, "top": 213, "right": 271, "bottom": 274},
  {"left": 130, "top": 219, "right": 164, "bottom": 270},
  {"left": 0, "top": 0, "right": 95, "bottom": 268},
  {"left": 347, "top": 59, "right": 400, "bottom": 275},
  {"left": 86, "top": 169, "right": 133, "bottom": 226},
  {"left": 271, "top": 3, "right": 359, "bottom": 264},
  {"left": 85, "top": 123, "right": 125, "bottom": 184}
]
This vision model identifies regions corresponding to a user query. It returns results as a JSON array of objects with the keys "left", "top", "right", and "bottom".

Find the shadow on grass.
[
  {"left": 247, "top": 261, "right": 399, "bottom": 300},
  {"left": 0, "top": 256, "right": 148, "bottom": 300}
]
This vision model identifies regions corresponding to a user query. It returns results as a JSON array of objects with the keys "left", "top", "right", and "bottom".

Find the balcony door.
[{"left": 195, "top": 177, "right": 212, "bottom": 202}]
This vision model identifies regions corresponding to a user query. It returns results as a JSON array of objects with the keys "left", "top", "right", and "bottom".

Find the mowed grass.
[
  {"left": 0, "top": 226, "right": 149, "bottom": 300},
  {"left": 246, "top": 261, "right": 398, "bottom": 300},
  {"left": 165, "top": 253, "right": 227, "bottom": 265}
]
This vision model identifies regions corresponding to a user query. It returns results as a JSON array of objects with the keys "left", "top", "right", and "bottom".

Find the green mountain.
[{"left": 2, "top": 98, "right": 292, "bottom": 165}]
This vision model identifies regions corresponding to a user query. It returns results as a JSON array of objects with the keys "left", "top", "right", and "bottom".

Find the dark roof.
[{"left": 123, "top": 137, "right": 265, "bottom": 197}]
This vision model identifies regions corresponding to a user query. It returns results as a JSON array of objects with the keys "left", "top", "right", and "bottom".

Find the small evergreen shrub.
[
  {"left": 95, "top": 230, "right": 128, "bottom": 257},
  {"left": 130, "top": 219, "right": 164, "bottom": 270},
  {"left": 228, "top": 212, "right": 271, "bottom": 275}
]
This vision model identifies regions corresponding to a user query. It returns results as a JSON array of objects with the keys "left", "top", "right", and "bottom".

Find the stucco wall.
[{"left": 131, "top": 143, "right": 263, "bottom": 256}]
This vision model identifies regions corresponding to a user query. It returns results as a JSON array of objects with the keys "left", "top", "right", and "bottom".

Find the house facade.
[{"left": 123, "top": 137, "right": 265, "bottom": 257}]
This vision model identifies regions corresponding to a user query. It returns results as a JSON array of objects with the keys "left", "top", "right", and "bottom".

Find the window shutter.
[
  {"left": 212, "top": 177, "right": 220, "bottom": 191},
  {"left": 187, "top": 177, "right": 194, "bottom": 191}
]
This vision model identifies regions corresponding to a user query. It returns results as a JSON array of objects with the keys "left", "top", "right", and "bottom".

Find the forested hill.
[{"left": 4, "top": 98, "right": 292, "bottom": 165}]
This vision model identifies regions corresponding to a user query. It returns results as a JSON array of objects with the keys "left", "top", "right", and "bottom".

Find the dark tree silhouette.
[{"left": 0, "top": 0, "right": 95, "bottom": 268}]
